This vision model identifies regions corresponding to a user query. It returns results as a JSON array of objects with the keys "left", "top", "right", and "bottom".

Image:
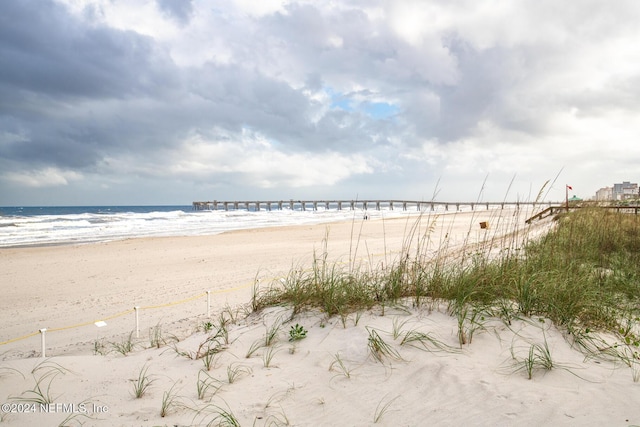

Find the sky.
[{"left": 1, "top": 0, "right": 639, "bottom": 206}]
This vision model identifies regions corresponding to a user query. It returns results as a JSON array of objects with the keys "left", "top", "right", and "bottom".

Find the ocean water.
[{"left": 0, "top": 204, "right": 433, "bottom": 248}]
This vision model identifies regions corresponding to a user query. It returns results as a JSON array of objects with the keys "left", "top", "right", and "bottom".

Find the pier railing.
[{"left": 192, "top": 200, "right": 555, "bottom": 212}]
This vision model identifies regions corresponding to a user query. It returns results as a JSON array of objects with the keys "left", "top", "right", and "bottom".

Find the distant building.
[
  {"left": 613, "top": 181, "right": 639, "bottom": 200},
  {"left": 597, "top": 181, "right": 638, "bottom": 201},
  {"left": 595, "top": 186, "right": 613, "bottom": 201}
]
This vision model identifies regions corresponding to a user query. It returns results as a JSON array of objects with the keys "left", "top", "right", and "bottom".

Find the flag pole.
[{"left": 565, "top": 185, "right": 569, "bottom": 212}]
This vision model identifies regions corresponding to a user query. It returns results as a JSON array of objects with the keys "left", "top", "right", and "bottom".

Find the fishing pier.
[{"left": 192, "top": 200, "right": 551, "bottom": 212}]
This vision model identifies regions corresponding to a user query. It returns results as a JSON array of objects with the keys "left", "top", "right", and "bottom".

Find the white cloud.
[
  {"left": 3, "top": 167, "right": 83, "bottom": 188},
  {"left": 168, "top": 131, "right": 373, "bottom": 188}
]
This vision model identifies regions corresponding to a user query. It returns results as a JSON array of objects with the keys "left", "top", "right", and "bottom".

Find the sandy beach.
[{"left": 1, "top": 208, "right": 638, "bottom": 426}]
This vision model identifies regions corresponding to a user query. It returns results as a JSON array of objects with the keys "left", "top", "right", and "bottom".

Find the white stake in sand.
[
  {"left": 134, "top": 306, "right": 140, "bottom": 338},
  {"left": 39, "top": 328, "right": 47, "bottom": 358}
]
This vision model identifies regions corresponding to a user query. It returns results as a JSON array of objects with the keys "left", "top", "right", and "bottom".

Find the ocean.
[{"left": 0, "top": 204, "right": 432, "bottom": 248}]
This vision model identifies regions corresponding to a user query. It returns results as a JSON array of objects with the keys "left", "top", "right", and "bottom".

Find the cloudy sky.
[{"left": 1, "top": 0, "right": 639, "bottom": 206}]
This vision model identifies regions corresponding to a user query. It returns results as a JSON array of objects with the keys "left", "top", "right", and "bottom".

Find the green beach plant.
[
  {"left": 197, "top": 370, "right": 223, "bottom": 400},
  {"left": 265, "top": 319, "right": 283, "bottom": 347},
  {"left": 57, "top": 399, "right": 96, "bottom": 426},
  {"left": 202, "top": 345, "right": 220, "bottom": 371},
  {"left": 93, "top": 338, "right": 108, "bottom": 356},
  {"left": 194, "top": 402, "right": 241, "bottom": 427},
  {"left": 110, "top": 331, "right": 136, "bottom": 356},
  {"left": 329, "top": 352, "right": 353, "bottom": 379},
  {"left": 288, "top": 323, "right": 307, "bottom": 342},
  {"left": 217, "top": 313, "right": 231, "bottom": 345},
  {"left": 203, "top": 321, "right": 214, "bottom": 333},
  {"left": 10, "top": 360, "right": 70, "bottom": 406},
  {"left": 400, "top": 329, "right": 460, "bottom": 353},
  {"left": 0, "top": 365, "right": 25, "bottom": 381},
  {"left": 373, "top": 394, "right": 399, "bottom": 424},
  {"left": 451, "top": 301, "right": 489, "bottom": 346},
  {"left": 148, "top": 322, "right": 178, "bottom": 349},
  {"left": 263, "top": 345, "right": 280, "bottom": 368},
  {"left": 246, "top": 338, "right": 263, "bottom": 359},
  {"left": 131, "top": 364, "right": 154, "bottom": 399},
  {"left": 160, "top": 382, "right": 181, "bottom": 418},
  {"left": 170, "top": 332, "right": 225, "bottom": 361},
  {"left": 10, "top": 372, "right": 59, "bottom": 405},
  {"left": 226, "top": 363, "right": 252, "bottom": 384},
  {"left": 507, "top": 331, "right": 578, "bottom": 380},
  {"left": 367, "top": 327, "right": 402, "bottom": 364},
  {"left": 391, "top": 317, "right": 410, "bottom": 340}
]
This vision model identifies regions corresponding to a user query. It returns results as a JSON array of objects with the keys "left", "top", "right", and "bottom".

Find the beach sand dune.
[{"left": 1, "top": 208, "right": 637, "bottom": 426}]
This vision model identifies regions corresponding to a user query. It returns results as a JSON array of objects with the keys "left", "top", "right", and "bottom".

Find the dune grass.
[{"left": 255, "top": 206, "right": 640, "bottom": 360}]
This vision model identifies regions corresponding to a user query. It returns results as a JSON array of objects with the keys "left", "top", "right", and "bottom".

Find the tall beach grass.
[{"left": 255, "top": 204, "right": 640, "bottom": 356}]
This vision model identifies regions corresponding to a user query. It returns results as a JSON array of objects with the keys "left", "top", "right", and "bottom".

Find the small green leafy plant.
[{"left": 289, "top": 324, "right": 308, "bottom": 342}]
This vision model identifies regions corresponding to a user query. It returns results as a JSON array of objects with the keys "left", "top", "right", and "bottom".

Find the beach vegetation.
[
  {"left": 252, "top": 204, "right": 640, "bottom": 375},
  {"left": 10, "top": 360, "right": 70, "bottom": 405},
  {"left": 246, "top": 317, "right": 286, "bottom": 358},
  {"left": 226, "top": 363, "right": 252, "bottom": 384},
  {"left": 169, "top": 330, "right": 226, "bottom": 362},
  {"left": 194, "top": 402, "right": 240, "bottom": 427},
  {"left": 221, "top": 303, "right": 245, "bottom": 326},
  {"left": 329, "top": 352, "right": 353, "bottom": 379},
  {"left": 506, "top": 326, "right": 587, "bottom": 380},
  {"left": 262, "top": 345, "right": 280, "bottom": 368},
  {"left": 131, "top": 364, "right": 154, "bottom": 399},
  {"left": 93, "top": 338, "right": 108, "bottom": 356},
  {"left": 0, "top": 365, "right": 24, "bottom": 381},
  {"left": 373, "top": 394, "right": 399, "bottom": 424},
  {"left": 510, "top": 339, "right": 554, "bottom": 380},
  {"left": 265, "top": 319, "right": 283, "bottom": 347},
  {"left": 399, "top": 329, "right": 460, "bottom": 354},
  {"left": 264, "top": 408, "right": 291, "bottom": 426},
  {"left": 149, "top": 322, "right": 178, "bottom": 349},
  {"left": 160, "top": 381, "right": 181, "bottom": 417},
  {"left": 197, "top": 370, "right": 223, "bottom": 400},
  {"left": 217, "top": 314, "right": 231, "bottom": 345},
  {"left": 202, "top": 345, "right": 220, "bottom": 371},
  {"left": 246, "top": 338, "right": 263, "bottom": 358},
  {"left": 203, "top": 321, "right": 214, "bottom": 333},
  {"left": 57, "top": 400, "right": 96, "bottom": 426},
  {"left": 390, "top": 316, "right": 410, "bottom": 340},
  {"left": 451, "top": 302, "right": 490, "bottom": 347},
  {"left": 110, "top": 331, "right": 137, "bottom": 356},
  {"left": 251, "top": 276, "right": 261, "bottom": 313},
  {"left": 9, "top": 372, "right": 58, "bottom": 405},
  {"left": 288, "top": 323, "right": 307, "bottom": 342},
  {"left": 264, "top": 384, "right": 295, "bottom": 411},
  {"left": 367, "top": 327, "right": 402, "bottom": 364},
  {"left": 354, "top": 311, "right": 363, "bottom": 326}
]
